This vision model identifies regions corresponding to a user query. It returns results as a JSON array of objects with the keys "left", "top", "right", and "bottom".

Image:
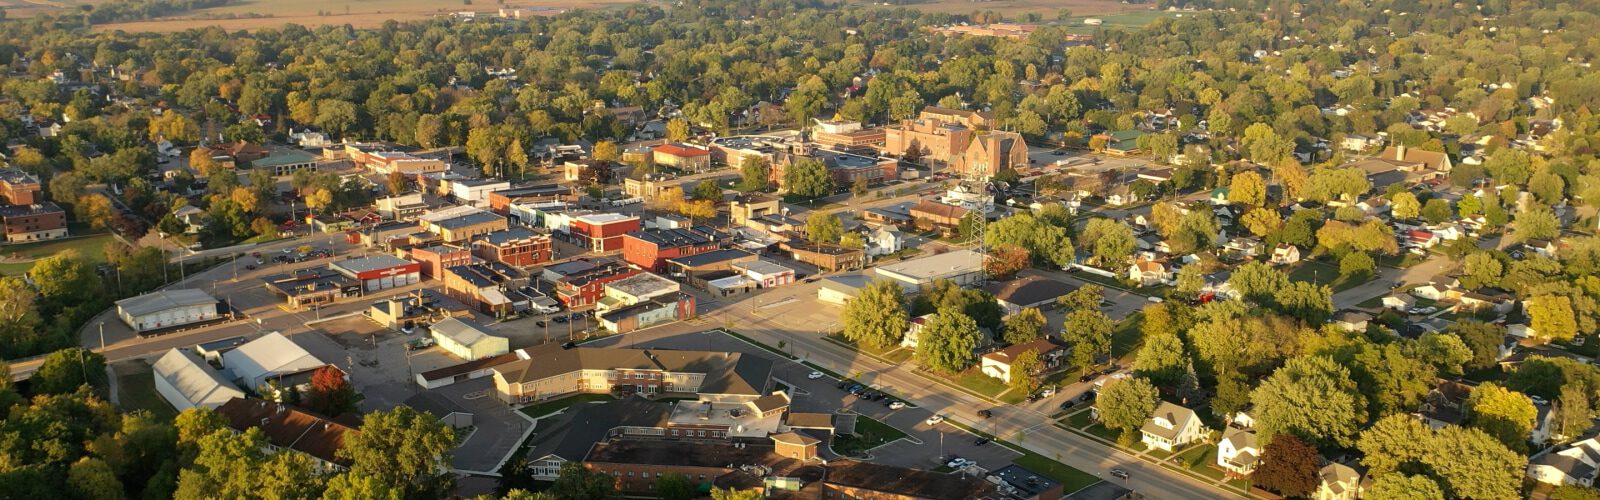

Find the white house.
[
  {"left": 1315, "top": 463, "right": 1364, "bottom": 500},
  {"left": 1410, "top": 283, "right": 1456, "bottom": 301},
  {"left": 864, "top": 226, "right": 904, "bottom": 258},
  {"left": 1508, "top": 323, "right": 1538, "bottom": 339},
  {"left": 979, "top": 338, "right": 1065, "bottom": 383},
  {"left": 1382, "top": 294, "right": 1416, "bottom": 311},
  {"left": 1128, "top": 257, "right": 1172, "bottom": 287},
  {"left": 431, "top": 317, "right": 511, "bottom": 361},
  {"left": 1332, "top": 311, "right": 1373, "bottom": 332},
  {"left": 1140, "top": 402, "right": 1209, "bottom": 452},
  {"left": 1223, "top": 237, "right": 1264, "bottom": 258},
  {"left": 900, "top": 314, "right": 936, "bottom": 349},
  {"left": 1270, "top": 244, "right": 1302, "bottom": 265},
  {"left": 1529, "top": 437, "right": 1600, "bottom": 486},
  {"left": 115, "top": 289, "right": 223, "bottom": 333},
  {"left": 151, "top": 348, "right": 245, "bottom": 411},
  {"left": 1216, "top": 428, "right": 1260, "bottom": 476}
]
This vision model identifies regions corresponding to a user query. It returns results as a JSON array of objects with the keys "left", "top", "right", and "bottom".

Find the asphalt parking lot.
[{"left": 587, "top": 329, "right": 1021, "bottom": 472}]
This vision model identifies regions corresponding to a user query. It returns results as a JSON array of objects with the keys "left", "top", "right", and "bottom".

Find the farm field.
[
  {"left": 77, "top": 0, "right": 635, "bottom": 32},
  {"left": 846, "top": 0, "right": 1138, "bottom": 17}
]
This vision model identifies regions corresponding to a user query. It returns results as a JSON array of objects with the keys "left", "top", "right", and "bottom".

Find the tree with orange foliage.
[{"left": 307, "top": 366, "right": 361, "bottom": 416}]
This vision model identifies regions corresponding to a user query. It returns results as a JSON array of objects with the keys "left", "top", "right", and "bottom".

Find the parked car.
[
  {"left": 888, "top": 401, "right": 906, "bottom": 410},
  {"left": 1408, "top": 306, "right": 1439, "bottom": 315},
  {"left": 807, "top": 371, "right": 824, "bottom": 380},
  {"left": 552, "top": 316, "right": 568, "bottom": 323},
  {"left": 926, "top": 415, "right": 945, "bottom": 425},
  {"left": 1079, "top": 374, "right": 1096, "bottom": 383},
  {"left": 561, "top": 342, "right": 577, "bottom": 349},
  {"left": 244, "top": 264, "right": 256, "bottom": 270},
  {"left": 405, "top": 338, "right": 435, "bottom": 351},
  {"left": 976, "top": 409, "right": 993, "bottom": 419},
  {"left": 946, "top": 458, "right": 970, "bottom": 468},
  {"left": 1038, "top": 388, "right": 1056, "bottom": 398},
  {"left": 536, "top": 320, "right": 546, "bottom": 327},
  {"left": 973, "top": 437, "right": 990, "bottom": 446},
  {"left": 837, "top": 381, "right": 851, "bottom": 390},
  {"left": 1110, "top": 468, "right": 1130, "bottom": 479}
]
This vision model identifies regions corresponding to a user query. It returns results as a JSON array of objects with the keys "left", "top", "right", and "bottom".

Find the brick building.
[
  {"left": 0, "top": 168, "right": 42, "bottom": 205},
  {"left": 650, "top": 144, "right": 712, "bottom": 172},
  {"left": 417, "top": 206, "right": 509, "bottom": 243},
  {"left": 472, "top": 228, "right": 552, "bottom": 267},
  {"left": 553, "top": 261, "right": 641, "bottom": 308},
  {"left": 0, "top": 202, "right": 67, "bottom": 242},
  {"left": 570, "top": 213, "right": 642, "bottom": 253},
  {"left": 409, "top": 244, "right": 472, "bottom": 279},
  {"left": 621, "top": 226, "right": 729, "bottom": 272}
]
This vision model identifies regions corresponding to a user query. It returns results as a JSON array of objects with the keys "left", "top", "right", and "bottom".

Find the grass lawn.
[
  {"left": 825, "top": 333, "right": 912, "bottom": 363},
  {"left": 724, "top": 329, "right": 798, "bottom": 361},
  {"left": 241, "top": 233, "right": 285, "bottom": 245},
  {"left": 946, "top": 368, "right": 1011, "bottom": 400},
  {"left": 1144, "top": 445, "right": 1176, "bottom": 460},
  {"left": 833, "top": 416, "right": 908, "bottom": 456},
  {"left": 1064, "top": 409, "right": 1096, "bottom": 429},
  {"left": 113, "top": 360, "right": 177, "bottom": 420},
  {"left": 1014, "top": 450, "right": 1102, "bottom": 492},
  {"left": 518, "top": 393, "right": 615, "bottom": 419},
  {"left": 1173, "top": 444, "right": 1219, "bottom": 475},
  {"left": 1284, "top": 260, "right": 1364, "bottom": 293},
  {"left": 1069, "top": 271, "right": 1139, "bottom": 292},
  {"left": 1111, "top": 313, "right": 1145, "bottom": 357},
  {"left": 0, "top": 231, "right": 117, "bottom": 275}
]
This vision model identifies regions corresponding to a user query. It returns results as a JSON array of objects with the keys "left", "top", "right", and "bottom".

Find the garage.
[{"left": 331, "top": 255, "right": 423, "bottom": 293}]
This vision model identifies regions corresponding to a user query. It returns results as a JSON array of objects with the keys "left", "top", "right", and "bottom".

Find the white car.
[
  {"left": 1408, "top": 306, "right": 1439, "bottom": 315},
  {"left": 889, "top": 401, "right": 906, "bottom": 410},
  {"left": 926, "top": 415, "right": 945, "bottom": 425},
  {"left": 946, "top": 458, "right": 970, "bottom": 468},
  {"left": 807, "top": 371, "right": 824, "bottom": 380}
]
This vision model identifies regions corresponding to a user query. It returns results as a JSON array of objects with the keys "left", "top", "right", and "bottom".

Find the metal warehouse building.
[
  {"left": 115, "top": 289, "right": 223, "bottom": 333},
  {"left": 330, "top": 255, "right": 423, "bottom": 292}
]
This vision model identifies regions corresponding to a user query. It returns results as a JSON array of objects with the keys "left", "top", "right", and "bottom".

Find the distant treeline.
[{"left": 81, "top": 0, "right": 237, "bottom": 25}]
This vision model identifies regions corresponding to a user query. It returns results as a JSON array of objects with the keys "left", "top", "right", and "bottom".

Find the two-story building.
[
  {"left": 621, "top": 226, "right": 730, "bottom": 272},
  {"left": 472, "top": 227, "right": 552, "bottom": 267},
  {"left": 490, "top": 347, "right": 773, "bottom": 404},
  {"left": 571, "top": 213, "right": 643, "bottom": 253}
]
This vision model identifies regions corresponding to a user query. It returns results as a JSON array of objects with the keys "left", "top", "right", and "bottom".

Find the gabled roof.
[
  {"left": 909, "top": 200, "right": 969, "bottom": 220},
  {"left": 221, "top": 332, "right": 327, "bottom": 388},
  {"left": 1141, "top": 402, "right": 1201, "bottom": 440},
  {"left": 526, "top": 397, "right": 670, "bottom": 462},
  {"left": 429, "top": 317, "right": 506, "bottom": 348},
  {"left": 153, "top": 349, "right": 244, "bottom": 409},
  {"left": 983, "top": 276, "right": 1078, "bottom": 307},
  {"left": 215, "top": 398, "right": 358, "bottom": 465},
  {"left": 493, "top": 347, "right": 771, "bottom": 396},
  {"left": 116, "top": 289, "right": 218, "bottom": 317},
  {"left": 982, "top": 337, "right": 1066, "bottom": 364}
]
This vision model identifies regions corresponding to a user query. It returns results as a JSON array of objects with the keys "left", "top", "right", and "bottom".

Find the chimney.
[{"left": 1396, "top": 145, "right": 1407, "bottom": 161}]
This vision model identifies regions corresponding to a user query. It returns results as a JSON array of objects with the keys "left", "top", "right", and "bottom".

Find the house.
[
  {"left": 430, "top": 317, "right": 511, "bottom": 361},
  {"left": 900, "top": 314, "right": 937, "bottom": 349},
  {"left": 732, "top": 260, "right": 796, "bottom": 289},
  {"left": 1216, "top": 428, "right": 1260, "bottom": 476},
  {"left": 1094, "top": 130, "right": 1144, "bottom": 156},
  {"left": 1210, "top": 187, "right": 1231, "bottom": 205},
  {"left": 1382, "top": 294, "right": 1416, "bottom": 311},
  {"left": 490, "top": 346, "right": 772, "bottom": 404},
  {"left": 1140, "top": 402, "right": 1209, "bottom": 452},
  {"left": 650, "top": 144, "right": 712, "bottom": 172},
  {"left": 1223, "top": 237, "right": 1263, "bottom": 258},
  {"left": 1405, "top": 229, "right": 1439, "bottom": 249},
  {"left": 1524, "top": 239, "right": 1560, "bottom": 259},
  {"left": 1410, "top": 282, "right": 1458, "bottom": 301},
  {"left": 151, "top": 348, "right": 245, "bottom": 411},
  {"left": 1341, "top": 134, "right": 1381, "bottom": 152},
  {"left": 214, "top": 398, "right": 358, "bottom": 473},
  {"left": 220, "top": 332, "right": 333, "bottom": 392},
  {"left": 1528, "top": 437, "right": 1600, "bottom": 486},
  {"left": 1332, "top": 311, "right": 1372, "bottom": 332},
  {"left": 1269, "top": 244, "right": 1302, "bottom": 265},
  {"left": 1128, "top": 257, "right": 1171, "bottom": 287},
  {"left": 875, "top": 250, "right": 984, "bottom": 292},
  {"left": 983, "top": 276, "right": 1078, "bottom": 315},
  {"left": 980, "top": 338, "right": 1066, "bottom": 383},
  {"left": 1508, "top": 323, "right": 1538, "bottom": 339},
  {"left": 115, "top": 289, "right": 224, "bottom": 334},
  {"left": 864, "top": 226, "right": 903, "bottom": 258},
  {"left": 597, "top": 272, "right": 680, "bottom": 313},
  {"left": 1459, "top": 291, "right": 1515, "bottom": 314},
  {"left": 1315, "top": 463, "right": 1365, "bottom": 500},
  {"left": 1377, "top": 145, "right": 1452, "bottom": 172}
]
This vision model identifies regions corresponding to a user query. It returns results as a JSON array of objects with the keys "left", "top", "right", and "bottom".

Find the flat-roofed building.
[
  {"left": 598, "top": 272, "right": 680, "bottom": 313},
  {"left": 875, "top": 249, "right": 983, "bottom": 292},
  {"left": 329, "top": 255, "right": 422, "bottom": 292},
  {"left": 472, "top": 227, "right": 552, "bottom": 267},
  {"left": 417, "top": 205, "right": 509, "bottom": 243},
  {"left": 554, "top": 261, "right": 641, "bottom": 308},
  {"left": 621, "top": 226, "right": 729, "bottom": 272},
  {"left": 449, "top": 178, "right": 512, "bottom": 208},
  {"left": 651, "top": 144, "right": 712, "bottom": 172},
  {"left": 409, "top": 244, "right": 472, "bottom": 279},
  {"left": 0, "top": 202, "right": 67, "bottom": 242},
  {"left": 571, "top": 213, "right": 642, "bottom": 253},
  {"left": 430, "top": 317, "right": 510, "bottom": 361},
  {"left": 491, "top": 347, "right": 772, "bottom": 404}
]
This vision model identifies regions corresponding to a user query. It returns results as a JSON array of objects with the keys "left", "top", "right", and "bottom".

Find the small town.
[{"left": 1, "top": 1, "right": 1599, "bottom": 499}]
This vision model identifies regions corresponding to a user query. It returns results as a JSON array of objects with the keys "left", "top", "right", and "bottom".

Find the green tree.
[
  {"left": 737, "top": 156, "right": 770, "bottom": 191},
  {"left": 67, "top": 457, "right": 124, "bottom": 500},
  {"left": 1132, "top": 332, "right": 1186, "bottom": 387},
  {"left": 1427, "top": 426, "right": 1525, "bottom": 499},
  {"left": 1253, "top": 435, "right": 1320, "bottom": 498},
  {"left": 691, "top": 180, "right": 723, "bottom": 201},
  {"left": 666, "top": 119, "right": 690, "bottom": 142},
  {"left": 1002, "top": 308, "right": 1046, "bottom": 344},
  {"left": 1357, "top": 414, "right": 1435, "bottom": 476},
  {"left": 1096, "top": 377, "right": 1158, "bottom": 434},
  {"left": 1174, "top": 265, "right": 1204, "bottom": 297},
  {"left": 338, "top": 406, "right": 457, "bottom": 500},
  {"left": 655, "top": 473, "right": 695, "bottom": 500},
  {"left": 1080, "top": 218, "right": 1135, "bottom": 266},
  {"left": 33, "top": 348, "right": 108, "bottom": 395},
  {"left": 1057, "top": 284, "right": 1103, "bottom": 313},
  {"left": 806, "top": 211, "right": 843, "bottom": 245},
  {"left": 1514, "top": 207, "right": 1560, "bottom": 242},
  {"left": 1063, "top": 309, "right": 1113, "bottom": 370},
  {"left": 1527, "top": 294, "right": 1579, "bottom": 342},
  {"left": 1365, "top": 474, "right": 1445, "bottom": 500},
  {"left": 1339, "top": 251, "right": 1375, "bottom": 280},
  {"left": 1008, "top": 350, "right": 1043, "bottom": 396},
  {"left": 841, "top": 280, "right": 909, "bottom": 349},
  {"left": 1460, "top": 252, "right": 1504, "bottom": 290},
  {"left": 1228, "top": 261, "right": 1290, "bottom": 305},
  {"left": 784, "top": 159, "right": 833, "bottom": 198},
  {"left": 1466, "top": 383, "right": 1538, "bottom": 452},
  {"left": 1553, "top": 382, "right": 1596, "bottom": 444},
  {"left": 323, "top": 474, "right": 403, "bottom": 500},
  {"left": 1391, "top": 191, "right": 1421, "bottom": 220},
  {"left": 1228, "top": 171, "right": 1267, "bottom": 206},
  {"left": 547, "top": 463, "right": 619, "bottom": 500},
  {"left": 1251, "top": 356, "right": 1366, "bottom": 448},
  {"left": 1530, "top": 170, "right": 1567, "bottom": 204},
  {"left": 915, "top": 309, "right": 983, "bottom": 374},
  {"left": 1550, "top": 485, "right": 1600, "bottom": 500},
  {"left": 1421, "top": 198, "right": 1453, "bottom": 224},
  {"left": 176, "top": 428, "right": 325, "bottom": 499},
  {"left": 710, "top": 488, "right": 764, "bottom": 500}
]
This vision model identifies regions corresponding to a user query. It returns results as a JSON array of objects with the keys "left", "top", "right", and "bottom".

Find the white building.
[
  {"left": 1216, "top": 428, "right": 1260, "bottom": 476},
  {"left": 221, "top": 332, "right": 330, "bottom": 391},
  {"left": 115, "top": 289, "right": 222, "bottom": 333},
  {"left": 151, "top": 348, "right": 245, "bottom": 411},
  {"left": 864, "top": 226, "right": 903, "bottom": 258},
  {"left": 430, "top": 317, "right": 511, "bottom": 361},
  {"left": 874, "top": 249, "right": 984, "bottom": 293},
  {"left": 1140, "top": 402, "right": 1209, "bottom": 452},
  {"left": 450, "top": 178, "right": 512, "bottom": 208},
  {"left": 1529, "top": 437, "right": 1600, "bottom": 486}
]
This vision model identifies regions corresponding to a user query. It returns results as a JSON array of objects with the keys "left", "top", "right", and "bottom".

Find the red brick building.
[
  {"left": 0, "top": 202, "right": 67, "bottom": 243},
  {"left": 570, "top": 213, "right": 642, "bottom": 253},
  {"left": 554, "top": 262, "right": 640, "bottom": 308},
  {"left": 472, "top": 228, "right": 552, "bottom": 267},
  {"left": 486, "top": 185, "right": 576, "bottom": 214},
  {"left": 0, "top": 168, "right": 42, "bottom": 205},
  {"left": 409, "top": 244, "right": 472, "bottom": 279},
  {"left": 620, "top": 226, "right": 729, "bottom": 272}
]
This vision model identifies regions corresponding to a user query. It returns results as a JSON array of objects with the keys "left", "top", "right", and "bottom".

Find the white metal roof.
[
  {"left": 115, "top": 289, "right": 218, "bottom": 317},
  {"left": 430, "top": 317, "right": 506, "bottom": 347},
  {"left": 221, "top": 332, "right": 326, "bottom": 388},
  {"left": 153, "top": 348, "right": 244, "bottom": 409}
]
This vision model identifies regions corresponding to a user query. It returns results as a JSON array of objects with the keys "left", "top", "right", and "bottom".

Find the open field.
[
  {"left": 0, "top": 230, "right": 117, "bottom": 276},
  {"left": 85, "top": 0, "right": 634, "bottom": 32},
  {"left": 848, "top": 0, "right": 1139, "bottom": 17}
]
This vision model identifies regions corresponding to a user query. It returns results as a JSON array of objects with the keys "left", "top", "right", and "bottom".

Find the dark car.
[
  {"left": 977, "top": 409, "right": 993, "bottom": 419},
  {"left": 973, "top": 438, "right": 990, "bottom": 446},
  {"left": 1080, "top": 392, "right": 1096, "bottom": 402},
  {"left": 569, "top": 313, "right": 585, "bottom": 320},
  {"left": 1059, "top": 401, "right": 1075, "bottom": 411},
  {"left": 837, "top": 381, "right": 851, "bottom": 390},
  {"left": 1079, "top": 374, "right": 1095, "bottom": 383},
  {"left": 870, "top": 393, "right": 885, "bottom": 401},
  {"left": 561, "top": 342, "right": 577, "bottom": 349},
  {"left": 244, "top": 264, "right": 257, "bottom": 270},
  {"left": 552, "top": 316, "right": 568, "bottom": 323},
  {"left": 536, "top": 321, "right": 546, "bottom": 327}
]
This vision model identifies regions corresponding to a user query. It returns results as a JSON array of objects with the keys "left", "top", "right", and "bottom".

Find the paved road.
[{"left": 615, "top": 279, "right": 1233, "bottom": 499}]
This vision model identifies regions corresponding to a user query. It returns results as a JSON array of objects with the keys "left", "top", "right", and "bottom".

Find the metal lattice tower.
[{"left": 964, "top": 168, "right": 992, "bottom": 286}]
